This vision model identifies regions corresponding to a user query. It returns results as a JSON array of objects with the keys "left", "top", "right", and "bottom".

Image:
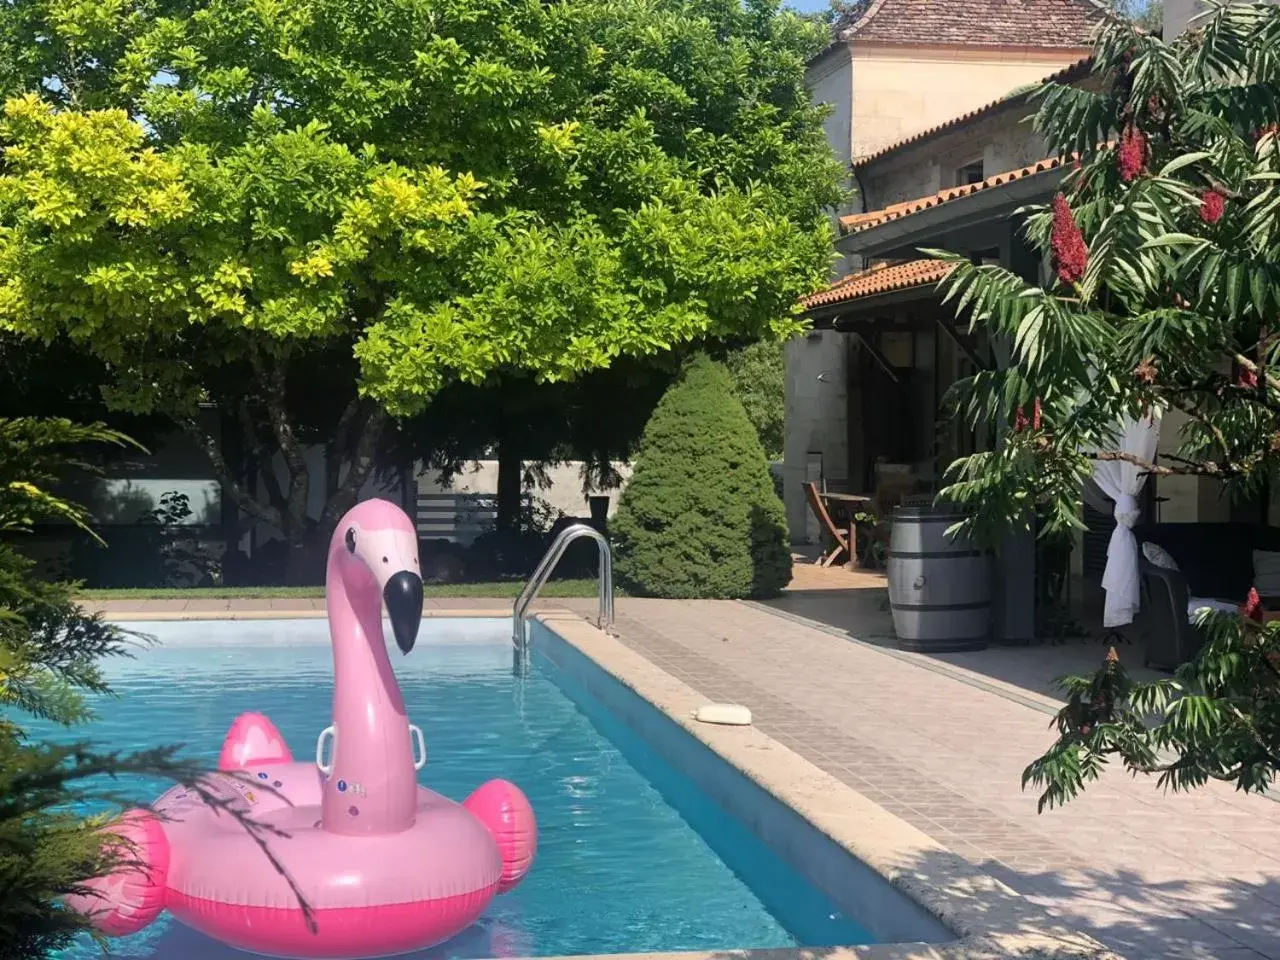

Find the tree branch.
[
  {"left": 1234, "top": 353, "right": 1280, "bottom": 394},
  {"left": 250, "top": 349, "right": 309, "bottom": 484},
  {"left": 236, "top": 400, "right": 287, "bottom": 515},
  {"left": 1086, "top": 444, "right": 1270, "bottom": 478},
  {"left": 319, "top": 407, "right": 390, "bottom": 530},
  {"left": 179, "top": 416, "right": 283, "bottom": 530},
  {"left": 1167, "top": 394, "right": 1233, "bottom": 460},
  {"left": 325, "top": 395, "right": 363, "bottom": 500},
  {"left": 248, "top": 346, "right": 309, "bottom": 538},
  {"left": 1084, "top": 450, "right": 1223, "bottom": 476}
]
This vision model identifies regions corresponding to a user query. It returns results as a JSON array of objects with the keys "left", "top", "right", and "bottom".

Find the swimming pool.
[{"left": 41, "top": 617, "right": 875, "bottom": 960}]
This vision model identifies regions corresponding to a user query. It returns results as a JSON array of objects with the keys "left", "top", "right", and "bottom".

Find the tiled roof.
[
  {"left": 845, "top": 0, "right": 1109, "bottom": 48},
  {"left": 802, "top": 259, "right": 956, "bottom": 310},
  {"left": 852, "top": 56, "right": 1094, "bottom": 168},
  {"left": 839, "top": 154, "right": 1070, "bottom": 235}
]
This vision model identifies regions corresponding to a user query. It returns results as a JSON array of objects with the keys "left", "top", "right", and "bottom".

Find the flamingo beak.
[{"left": 383, "top": 571, "right": 424, "bottom": 654}]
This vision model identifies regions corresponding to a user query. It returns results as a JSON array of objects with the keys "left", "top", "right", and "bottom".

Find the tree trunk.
[
  {"left": 282, "top": 528, "right": 318, "bottom": 585},
  {"left": 186, "top": 352, "right": 393, "bottom": 587},
  {"left": 280, "top": 406, "right": 391, "bottom": 585},
  {"left": 496, "top": 437, "right": 522, "bottom": 534}
]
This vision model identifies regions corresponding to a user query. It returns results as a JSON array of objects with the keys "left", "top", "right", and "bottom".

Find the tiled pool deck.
[{"left": 89, "top": 579, "right": 1280, "bottom": 960}]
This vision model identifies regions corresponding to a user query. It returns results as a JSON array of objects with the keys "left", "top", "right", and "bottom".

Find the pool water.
[{"left": 39, "top": 617, "right": 873, "bottom": 959}]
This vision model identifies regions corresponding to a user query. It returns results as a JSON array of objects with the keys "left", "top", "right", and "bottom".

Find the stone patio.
[
  {"left": 87, "top": 574, "right": 1280, "bottom": 959},
  {"left": 556, "top": 594, "right": 1280, "bottom": 960}
]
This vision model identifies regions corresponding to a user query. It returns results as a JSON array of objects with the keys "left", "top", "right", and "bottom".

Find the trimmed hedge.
[{"left": 612, "top": 354, "right": 791, "bottom": 599}]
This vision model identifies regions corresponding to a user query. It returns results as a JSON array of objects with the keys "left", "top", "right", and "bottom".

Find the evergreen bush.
[
  {"left": 612, "top": 355, "right": 791, "bottom": 599},
  {"left": 0, "top": 418, "right": 303, "bottom": 958}
]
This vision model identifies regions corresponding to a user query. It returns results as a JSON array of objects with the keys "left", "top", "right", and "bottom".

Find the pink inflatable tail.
[
  {"left": 64, "top": 809, "right": 169, "bottom": 937},
  {"left": 464, "top": 779, "right": 537, "bottom": 893},
  {"left": 218, "top": 712, "right": 293, "bottom": 771}
]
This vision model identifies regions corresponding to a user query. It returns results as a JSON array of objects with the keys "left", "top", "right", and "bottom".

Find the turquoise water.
[{"left": 40, "top": 617, "right": 873, "bottom": 959}]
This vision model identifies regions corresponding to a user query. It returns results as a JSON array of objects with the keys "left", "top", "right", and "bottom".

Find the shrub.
[
  {"left": 723, "top": 340, "right": 785, "bottom": 460},
  {"left": 70, "top": 491, "right": 220, "bottom": 588},
  {"left": 612, "top": 355, "right": 791, "bottom": 599},
  {"left": 0, "top": 419, "right": 303, "bottom": 958},
  {"left": 0, "top": 419, "right": 172, "bottom": 958}
]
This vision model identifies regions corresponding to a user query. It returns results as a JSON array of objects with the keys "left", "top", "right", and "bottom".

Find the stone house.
[
  {"left": 785, "top": 0, "right": 1107, "bottom": 547},
  {"left": 785, "top": 0, "right": 1280, "bottom": 640}
]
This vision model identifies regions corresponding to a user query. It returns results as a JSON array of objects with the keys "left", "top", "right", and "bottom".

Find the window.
[{"left": 955, "top": 160, "right": 985, "bottom": 186}]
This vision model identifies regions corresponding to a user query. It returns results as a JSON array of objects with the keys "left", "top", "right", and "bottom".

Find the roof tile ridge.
[{"left": 838, "top": 0, "right": 892, "bottom": 40}]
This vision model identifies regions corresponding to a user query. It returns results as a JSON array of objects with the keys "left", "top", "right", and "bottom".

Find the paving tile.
[
  {"left": 570, "top": 596, "right": 1280, "bottom": 960},
  {"left": 1197, "top": 890, "right": 1280, "bottom": 957},
  {"left": 181, "top": 598, "right": 231, "bottom": 612},
  {"left": 137, "top": 599, "right": 188, "bottom": 611}
]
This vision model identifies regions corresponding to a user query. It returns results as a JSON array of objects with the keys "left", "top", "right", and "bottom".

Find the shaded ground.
[{"left": 772, "top": 559, "right": 1164, "bottom": 703}]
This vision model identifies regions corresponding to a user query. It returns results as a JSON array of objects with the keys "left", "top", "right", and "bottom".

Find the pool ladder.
[{"left": 513, "top": 523, "right": 615, "bottom": 668}]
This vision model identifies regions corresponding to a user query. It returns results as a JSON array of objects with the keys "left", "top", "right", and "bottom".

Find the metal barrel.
[{"left": 887, "top": 505, "right": 991, "bottom": 652}]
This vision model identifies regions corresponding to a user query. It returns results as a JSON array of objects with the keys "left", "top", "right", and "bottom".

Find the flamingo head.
[{"left": 339, "top": 498, "right": 424, "bottom": 653}]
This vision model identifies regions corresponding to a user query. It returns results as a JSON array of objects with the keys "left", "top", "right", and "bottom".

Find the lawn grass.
[{"left": 75, "top": 579, "right": 609, "bottom": 601}]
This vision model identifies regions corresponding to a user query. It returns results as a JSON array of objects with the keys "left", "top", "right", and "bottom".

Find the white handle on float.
[
  {"left": 410, "top": 724, "right": 426, "bottom": 771},
  {"left": 315, "top": 725, "right": 336, "bottom": 775}
]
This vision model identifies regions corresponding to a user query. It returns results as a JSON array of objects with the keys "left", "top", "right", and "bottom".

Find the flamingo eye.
[{"left": 345, "top": 528, "right": 357, "bottom": 554}]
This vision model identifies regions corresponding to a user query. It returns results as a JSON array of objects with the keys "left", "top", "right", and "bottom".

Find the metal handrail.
[{"left": 512, "top": 524, "right": 614, "bottom": 659}]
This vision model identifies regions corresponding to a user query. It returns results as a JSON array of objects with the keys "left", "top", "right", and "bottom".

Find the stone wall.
[
  {"left": 417, "top": 460, "right": 630, "bottom": 519},
  {"left": 849, "top": 45, "right": 1087, "bottom": 161},
  {"left": 783, "top": 330, "right": 851, "bottom": 543},
  {"left": 806, "top": 45, "right": 860, "bottom": 276},
  {"left": 859, "top": 102, "right": 1050, "bottom": 209}
]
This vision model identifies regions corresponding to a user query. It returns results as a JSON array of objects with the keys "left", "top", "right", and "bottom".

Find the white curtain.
[{"left": 1092, "top": 412, "right": 1163, "bottom": 628}]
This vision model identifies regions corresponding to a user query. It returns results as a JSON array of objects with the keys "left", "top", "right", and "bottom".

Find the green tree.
[
  {"left": 613, "top": 354, "right": 791, "bottom": 598},
  {"left": 405, "top": 360, "right": 677, "bottom": 537},
  {"left": 0, "top": 418, "right": 310, "bottom": 957},
  {"left": 0, "top": 419, "right": 182, "bottom": 958},
  {"left": 1109, "top": 0, "right": 1163, "bottom": 34},
  {"left": 0, "top": 0, "right": 844, "bottom": 581},
  {"left": 797, "top": 0, "right": 870, "bottom": 29},
  {"left": 931, "top": 2, "right": 1280, "bottom": 807},
  {"left": 723, "top": 340, "right": 786, "bottom": 460}
]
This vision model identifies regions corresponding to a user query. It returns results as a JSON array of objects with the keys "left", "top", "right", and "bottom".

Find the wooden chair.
[{"left": 803, "top": 481, "right": 850, "bottom": 568}]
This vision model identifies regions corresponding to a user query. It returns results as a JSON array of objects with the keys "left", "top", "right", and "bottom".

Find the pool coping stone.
[{"left": 532, "top": 611, "right": 1125, "bottom": 960}]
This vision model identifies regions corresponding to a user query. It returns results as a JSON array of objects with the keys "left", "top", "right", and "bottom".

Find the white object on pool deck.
[{"left": 693, "top": 703, "right": 753, "bottom": 726}]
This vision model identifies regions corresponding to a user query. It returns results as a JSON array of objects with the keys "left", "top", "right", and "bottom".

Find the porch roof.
[
  {"left": 802, "top": 259, "right": 955, "bottom": 313},
  {"left": 836, "top": 154, "right": 1071, "bottom": 257},
  {"left": 803, "top": 258, "right": 989, "bottom": 373},
  {"left": 842, "top": 155, "right": 1070, "bottom": 235}
]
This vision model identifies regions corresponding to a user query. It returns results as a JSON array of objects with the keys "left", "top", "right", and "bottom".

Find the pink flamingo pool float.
[{"left": 68, "top": 499, "right": 536, "bottom": 958}]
